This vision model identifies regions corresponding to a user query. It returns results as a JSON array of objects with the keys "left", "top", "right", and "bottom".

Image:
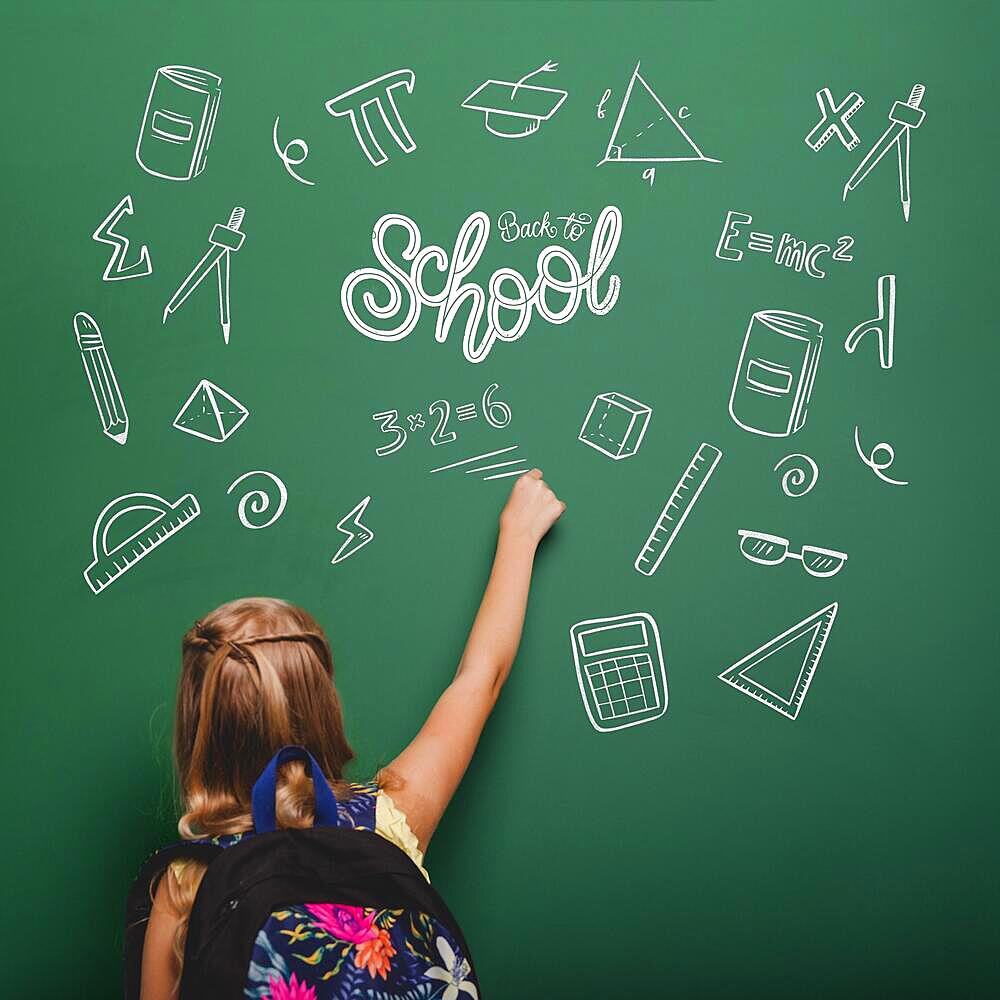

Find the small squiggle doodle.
[
  {"left": 853, "top": 426, "right": 909, "bottom": 486},
  {"left": 226, "top": 470, "right": 288, "bottom": 528},
  {"left": 774, "top": 453, "right": 819, "bottom": 497},
  {"left": 272, "top": 116, "right": 315, "bottom": 186}
]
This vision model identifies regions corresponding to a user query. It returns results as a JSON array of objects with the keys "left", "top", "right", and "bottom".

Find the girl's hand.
[{"left": 499, "top": 469, "right": 565, "bottom": 548}]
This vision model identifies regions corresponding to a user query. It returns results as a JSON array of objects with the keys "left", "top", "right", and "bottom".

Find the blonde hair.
[{"left": 157, "top": 597, "right": 355, "bottom": 971}]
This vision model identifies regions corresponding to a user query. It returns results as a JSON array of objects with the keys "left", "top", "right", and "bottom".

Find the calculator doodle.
[{"left": 570, "top": 612, "right": 668, "bottom": 733}]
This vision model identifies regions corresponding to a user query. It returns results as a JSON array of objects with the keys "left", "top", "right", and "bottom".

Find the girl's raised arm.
[{"left": 379, "top": 470, "right": 565, "bottom": 851}]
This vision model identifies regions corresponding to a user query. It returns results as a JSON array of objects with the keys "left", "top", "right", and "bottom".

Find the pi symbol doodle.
[
  {"left": 325, "top": 68, "right": 417, "bottom": 167},
  {"left": 92, "top": 195, "right": 152, "bottom": 282}
]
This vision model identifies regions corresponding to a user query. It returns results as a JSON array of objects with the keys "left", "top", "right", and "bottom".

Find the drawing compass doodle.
[
  {"left": 163, "top": 206, "right": 246, "bottom": 343},
  {"left": 843, "top": 84, "right": 925, "bottom": 221}
]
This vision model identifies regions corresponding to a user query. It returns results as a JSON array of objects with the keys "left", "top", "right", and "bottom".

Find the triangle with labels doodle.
[{"left": 600, "top": 61, "right": 720, "bottom": 165}]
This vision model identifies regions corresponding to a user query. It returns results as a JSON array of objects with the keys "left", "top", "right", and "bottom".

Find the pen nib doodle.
[
  {"left": 227, "top": 471, "right": 288, "bottom": 529},
  {"left": 92, "top": 195, "right": 152, "bottom": 281},
  {"left": 163, "top": 207, "right": 246, "bottom": 344},
  {"left": 84, "top": 491, "right": 201, "bottom": 594},
  {"left": 173, "top": 379, "right": 249, "bottom": 444},
  {"left": 462, "top": 60, "right": 567, "bottom": 139},
  {"left": 272, "top": 116, "right": 316, "bottom": 185},
  {"left": 325, "top": 69, "right": 416, "bottom": 167},
  {"left": 330, "top": 496, "right": 375, "bottom": 565},
  {"left": 773, "top": 454, "right": 819, "bottom": 498},
  {"left": 135, "top": 66, "right": 222, "bottom": 182},
  {"left": 843, "top": 84, "right": 925, "bottom": 222},
  {"left": 598, "top": 61, "right": 721, "bottom": 173},
  {"left": 845, "top": 275, "right": 895, "bottom": 369},
  {"left": 854, "top": 427, "right": 909, "bottom": 486}
]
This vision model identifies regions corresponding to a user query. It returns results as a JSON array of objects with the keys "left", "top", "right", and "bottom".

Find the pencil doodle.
[
  {"left": 598, "top": 61, "right": 720, "bottom": 174},
  {"left": 73, "top": 312, "right": 128, "bottom": 446},
  {"left": 805, "top": 88, "right": 865, "bottom": 151},
  {"left": 325, "top": 69, "right": 416, "bottom": 167},
  {"left": 634, "top": 443, "right": 722, "bottom": 576},
  {"left": 173, "top": 378, "right": 249, "bottom": 444},
  {"left": 715, "top": 209, "right": 854, "bottom": 280},
  {"left": 719, "top": 603, "right": 838, "bottom": 721},
  {"left": 163, "top": 207, "right": 246, "bottom": 344},
  {"left": 845, "top": 274, "right": 895, "bottom": 369},
  {"left": 462, "top": 61, "right": 567, "bottom": 138},
  {"left": 844, "top": 84, "right": 925, "bottom": 221},
  {"left": 272, "top": 116, "right": 316, "bottom": 185},
  {"left": 226, "top": 471, "right": 288, "bottom": 529},
  {"left": 578, "top": 392, "right": 651, "bottom": 461},
  {"left": 92, "top": 196, "right": 152, "bottom": 281},
  {"left": 571, "top": 612, "right": 668, "bottom": 733},
  {"left": 84, "top": 491, "right": 201, "bottom": 594},
  {"left": 854, "top": 426, "right": 909, "bottom": 486},
  {"left": 330, "top": 496, "right": 374, "bottom": 565},
  {"left": 729, "top": 310, "right": 823, "bottom": 438},
  {"left": 136, "top": 66, "right": 222, "bottom": 181},
  {"left": 429, "top": 445, "right": 529, "bottom": 481},
  {"left": 773, "top": 454, "right": 819, "bottom": 498},
  {"left": 738, "top": 529, "right": 848, "bottom": 579}
]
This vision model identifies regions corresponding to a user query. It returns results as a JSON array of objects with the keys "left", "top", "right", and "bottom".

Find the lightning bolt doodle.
[
  {"left": 92, "top": 195, "right": 152, "bottom": 282},
  {"left": 330, "top": 495, "right": 375, "bottom": 565}
]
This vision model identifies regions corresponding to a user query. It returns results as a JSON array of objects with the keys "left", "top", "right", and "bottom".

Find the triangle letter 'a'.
[
  {"left": 173, "top": 378, "right": 249, "bottom": 443},
  {"left": 718, "top": 603, "right": 838, "bottom": 720},
  {"left": 600, "top": 62, "right": 721, "bottom": 165}
]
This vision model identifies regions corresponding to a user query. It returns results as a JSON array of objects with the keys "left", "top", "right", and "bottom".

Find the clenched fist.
[{"left": 499, "top": 469, "right": 566, "bottom": 547}]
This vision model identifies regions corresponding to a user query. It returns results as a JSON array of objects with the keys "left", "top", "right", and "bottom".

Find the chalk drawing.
[
  {"left": 73, "top": 312, "right": 128, "bottom": 445},
  {"left": 341, "top": 207, "right": 622, "bottom": 363},
  {"left": 226, "top": 471, "right": 288, "bottom": 529},
  {"left": 92, "top": 196, "right": 152, "bottom": 281},
  {"left": 738, "top": 529, "right": 848, "bottom": 579},
  {"left": 135, "top": 66, "right": 222, "bottom": 181},
  {"left": 173, "top": 378, "right": 249, "bottom": 443},
  {"left": 728, "top": 310, "right": 823, "bottom": 438},
  {"left": 578, "top": 392, "right": 651, "bottom": 461},
  {"left": 84, "top": 491, "right": 200, "bottom": 594},
  {"left": 462, "top": 61, "right": 567, "bottom": 138},
  {"left": 325, "top": 69, "right": 416, "bottom": 167},
  {"left": 596, "top": 88, "right": 612, "bottom": 119},
  {"left": 773, "top": 454, "right": 819, "bottom": 498},
  {"left": 854, "top": 426, "right": 909, "bottom": 486},
  {"left": 634, "top": 443, "right": 722, "bottom": 576},
  {"left": 598, "top": 61, "right": 720, "bottom": 170},
  {"left": 804, "top": 88, "right": 864, "bottom": 151},
  {"left": 330, "top": 496, "right": 374, "bottom": 565},
  {"left": 163, "top": 207, "right": 246, "bottom": 344},
  {"left": 719, "top": 604, "right": 838, "bottom": 721},
  {"left": 272, "top": 116, "right": 316, "bottom": 185},
  {"left": 571, "top": 612, "right": 668, "bottom": 733},
  {"left": 429, "top": 445, "right": 530, "bottom": 481},
  {"left": 844, "top": 84, "right": 925, "bottom": 221},
  {"left": 845, "top": 274, "right": 895, "bottom": 369}
]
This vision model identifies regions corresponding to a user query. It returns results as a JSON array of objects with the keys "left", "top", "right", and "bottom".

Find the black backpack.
[{"left": 124, "top": 746, "right": 480, "bottom": 999}]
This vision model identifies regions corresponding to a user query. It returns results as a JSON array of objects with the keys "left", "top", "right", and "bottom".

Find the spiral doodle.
[
  {"left": 773, "top": 453, "right": 819, "bottom": 498},
  {"left": 226, "top": 470, "right": 288, "bottom": 529}
]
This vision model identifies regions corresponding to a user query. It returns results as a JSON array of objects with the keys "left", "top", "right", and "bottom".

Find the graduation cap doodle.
[{"left": 462, "top": 60, "right": 567, "bottom": 139}]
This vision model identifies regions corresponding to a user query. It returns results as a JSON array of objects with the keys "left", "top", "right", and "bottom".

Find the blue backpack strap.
[{"left": 251, "top": 745, "right": 343, "bottom": 833}]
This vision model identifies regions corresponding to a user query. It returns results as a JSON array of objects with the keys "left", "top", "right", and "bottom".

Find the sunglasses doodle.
[{"left": 737, "top": 529, "right": 848, "bottom": 579}]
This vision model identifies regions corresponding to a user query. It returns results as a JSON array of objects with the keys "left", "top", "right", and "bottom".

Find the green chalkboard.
[{"left": 3, "top": 1, "right": 998, "bottom": 994}]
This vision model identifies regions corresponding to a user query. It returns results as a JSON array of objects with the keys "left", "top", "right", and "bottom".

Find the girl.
[{"left": 138, "top": 470, "right": 565, "bottom": 999}]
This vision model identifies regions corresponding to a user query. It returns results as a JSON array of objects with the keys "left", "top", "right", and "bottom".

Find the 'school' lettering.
[{"left": 341, "top": 206, "right": 623, "bottom": 363}]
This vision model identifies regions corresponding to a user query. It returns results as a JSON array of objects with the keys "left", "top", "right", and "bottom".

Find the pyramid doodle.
[
  {"left": 172, "top": 378, "right": 249, "bottom": 443},
  {"left": 718, "top": 603, "right": 838, "bottom": 720},
  {"left": 600, "top": 62, "right": 720, "bottom": 165}
]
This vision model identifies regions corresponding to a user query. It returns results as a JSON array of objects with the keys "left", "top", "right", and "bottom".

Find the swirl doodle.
[
  {"left": 773, "top": 453, "right": 819, "bottom": 498},
  {"left": 272, "top": 116, "right": 315, "bottom": 186},
  {"left": 226, "top": 470, "right": 288, "bottom": 529},
  {"left": 853, "top": 427, "right": 909, "bottom": 486}
]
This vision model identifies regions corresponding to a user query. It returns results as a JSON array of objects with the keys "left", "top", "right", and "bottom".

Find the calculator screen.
[{"left": 580, "top": 621, "right": 646, "bottom": 656}]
